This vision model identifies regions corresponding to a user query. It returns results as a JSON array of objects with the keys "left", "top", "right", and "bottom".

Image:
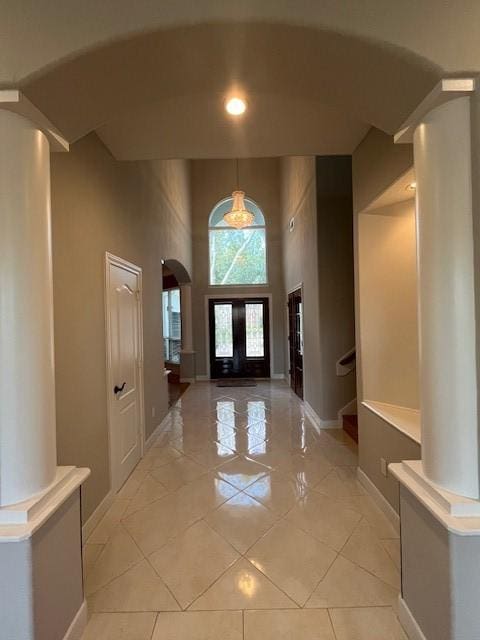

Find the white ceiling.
[
  {"left": 96, "top": 93, "right": 370, "bottom": 160},
  {"left": 18, "top": 22, "right": 441, "bottom": 160}
]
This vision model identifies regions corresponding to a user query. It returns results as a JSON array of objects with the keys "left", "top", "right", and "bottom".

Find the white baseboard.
[
  {"left": 398, "top": 596, "right": 427, "bottom": 640},
  {"left": 144, "top": 412, "right": 173, "bottom": 451},
  {"left": 63, "top": 599, "right": 88, "bottom": 640},
  {"left": 180, "top": 377, "right": 195, "bottom": 383},
  {"left": 304, "top": 401, "right": 340, "bottom": 431},
  {"left": 357, "top": 467, "right": 400, "bottom": 534},
  {"left": 84, "top": 408, "right": 176, "bottom": 541},
  {"left": 82, "top": 489, "right": 114, "bottom": 542},
  {"left": 196, "top": 374, "right": 210, "bottom": 381},
  {"left": 271, "top": 373, "right": 286, "bottom": 380}
]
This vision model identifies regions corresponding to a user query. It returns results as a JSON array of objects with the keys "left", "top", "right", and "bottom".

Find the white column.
[
  {"left": 180, "top": 283, "right": 194, "bottom": 352},
  {"left": 0, "top": 109, "right": 57, "bottom": 506},
  {"left": 414, "top": 96, "right": 479, "bottom": 499}
]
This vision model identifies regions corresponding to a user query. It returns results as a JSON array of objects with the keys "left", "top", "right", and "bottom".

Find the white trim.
[
  {"left": 84, "top": 408, "right": 174, "bottom": 542},
  {"left": 196, "top": 374, "right": 210, "bottom": 381},
  {"left": 0, "top": 468, "right": 90, "bottom": 542},
  {"left": 104, "top": 253, "right": 145, "bottom": 494},
  {"left": 390, "top": 461, "right": 480, "bottom": 535},
  {"left": 62, "top": 600, "right": 88, "bottom": 640},
  {"left": 180, "top": 377, "right": 196, "bottom": 384},
  {"left": 271, "top": 373, "right": 285, "bottom": 380},
  {"left": 82, "top": 489, "right": 115, "bottom": 542},
  {"left": 204, "top": 293, "right": 275, "bottom": 380},
  {"left": 304, "top": 401, "right": 340, "bottom": 431},
  {"left": 398, "top": 596, "right": 427, "bottom": 640},
  {"left": 395, "top": 77, "right": 476, "bottom": 144},
  {"left": 144, "top": 412, "right": 173, "bottom": 452},
  {"left": 287, "top": 282, "right": 304, "bottom": 295},
  {"left": 336, "top": 346, "right": 356, "bottom": 376},
  {"left": 363, "top": 400, "right": 421, "bottom": 445},
  {"left": 356, "top": 467, "right": 400, "bottom": 533},
  {"left": 0, "top": 89, "right": 69, "bottom": 152},
  {"left": 0, "top": 466, "right": 86, "bottom": 526}
]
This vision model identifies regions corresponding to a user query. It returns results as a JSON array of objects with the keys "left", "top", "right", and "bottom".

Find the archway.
[
  {"left": 162, "top": 259, "right": 195, "bottom": 402},
  {"left": 20, "top": 22, "right": 441, "bottom": 161}
]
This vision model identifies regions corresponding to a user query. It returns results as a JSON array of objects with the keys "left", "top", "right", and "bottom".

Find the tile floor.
[{"left": 81, "top": 381, "right": 407, "bottom": 640}]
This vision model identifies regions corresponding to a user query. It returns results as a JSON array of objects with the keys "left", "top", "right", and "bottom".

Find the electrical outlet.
[
  {"left": 151, "top": 407, "right": 156, "bottom": 418},
  {"left": 380, "top": 457, "right": 388, "bottom": 477}
]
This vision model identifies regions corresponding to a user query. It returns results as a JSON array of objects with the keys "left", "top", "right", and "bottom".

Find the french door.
[
  {"left": 209, "top": 298, "right": 270, "bottom": 378},
  {"left": 288, "top": 288, "right": 303, "bottom": 399}
]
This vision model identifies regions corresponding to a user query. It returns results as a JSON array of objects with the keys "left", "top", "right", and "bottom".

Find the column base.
[
  {"left": 0, "top": 467, "right": 90, "bottom": 640},
  {"left": 0, "top": 466, "right": 90, "bottom": 528},
  {"left": 390, "top": 460, "right": 480, "bottom": 529},
  {"left": 390, "top": 460, "right": 480, "bottom": 639}
]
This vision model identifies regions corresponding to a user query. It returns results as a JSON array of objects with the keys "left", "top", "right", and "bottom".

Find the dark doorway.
[
  {"left": 288, "top": 288, "right": 303, "bottom": 399},
  {"left": 209, "top": 298, "right": 270, "bottom": 378},
  {"left": 162, "top": 264, "right": 188, "bottom": 406}
]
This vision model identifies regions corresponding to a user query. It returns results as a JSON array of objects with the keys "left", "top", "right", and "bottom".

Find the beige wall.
[
  {"left": 51, "top": 133, "right": 192, "bottom": 521},
  {"left": 316, "top": 157, "right": 356, "bottom": 419},
  {"left": 281, "top": 157, "right": 322, "bottom": 413},
  {"left": 281, "top": 156, "right": 356, "bottom": 420},
  {"left": 359, "top": 200, "right": 419, "bottom": 409},
  {"left": 191, "top": 158, "right": 285, "bottom": 377},
  {"left": 353, "top": 128, "right": 421, "bottom": 511}
]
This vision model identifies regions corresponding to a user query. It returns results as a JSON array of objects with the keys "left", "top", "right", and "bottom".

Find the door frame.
[
  {"left": 104, "top": 252, "right": 145, "bottom": 492},
  {"left": 286, "top": 283, "right": 304, "bottom": 395},
  {"left": 204, "top": 293, "right": 274, "bottom": 380}
]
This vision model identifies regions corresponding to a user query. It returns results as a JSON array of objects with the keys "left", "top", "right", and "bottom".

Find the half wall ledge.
[
  {"left": 0, "top": 466, "right": 90, "bottom": 542},
  {"left": 362, "top": 400, "right": 420, "bottom": 445}
]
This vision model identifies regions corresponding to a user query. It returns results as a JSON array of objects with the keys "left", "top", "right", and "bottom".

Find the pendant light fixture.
[{"left": 223, "top": 159, "right": 255, "bottom": 229}]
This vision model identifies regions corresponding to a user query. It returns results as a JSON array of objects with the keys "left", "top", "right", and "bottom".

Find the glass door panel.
[
  {"left": 245, "top": 303, "right": 264, "bottom": 357},
  {"left": 214, "top": 304, "right": 233, "bottom": 357}
]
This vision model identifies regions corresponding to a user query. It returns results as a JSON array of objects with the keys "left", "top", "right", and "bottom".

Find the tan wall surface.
[
  {"left": 191, "top": 158, "right": 285, "bottom": 377},
  {"left": 281, "top": 156, "right": 323, "bottom": 415},
  {"left": 316, "top": 156, "right": 356, "bottom": 419},
  {"left": 281, "top": 156, "right": 356, "bottom": 420},
  {"left": 51, "top": 133, "right": 192, "bottom": 521},
  {"left": 353, "top": 128, "right": 421, "bottom": 511},
  {"left": 359, "top": 201, "right": 419, "bottom": 409}
]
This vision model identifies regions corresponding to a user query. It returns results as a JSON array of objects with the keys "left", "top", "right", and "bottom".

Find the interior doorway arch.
[{"left": 162, "top": 259, "right": 196, "bottom": 393}]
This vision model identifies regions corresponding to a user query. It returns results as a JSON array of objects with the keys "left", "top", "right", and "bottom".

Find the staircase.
[{"left": 342, "top": 413, "right": 358, "bottom": 443}]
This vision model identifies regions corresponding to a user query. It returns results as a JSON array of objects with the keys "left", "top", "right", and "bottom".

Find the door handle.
[{"left": 114, "top": 381, "right": 126, "bottom": 395}]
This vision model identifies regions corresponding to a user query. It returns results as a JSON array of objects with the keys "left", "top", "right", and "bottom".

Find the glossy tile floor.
[{"left": 82, "top": 381, "right": 407, "bottom": 640}]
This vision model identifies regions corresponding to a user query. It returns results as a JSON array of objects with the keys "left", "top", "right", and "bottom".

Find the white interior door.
[{"left": 106, "top": 254, "right": 144, "bottom": 491}]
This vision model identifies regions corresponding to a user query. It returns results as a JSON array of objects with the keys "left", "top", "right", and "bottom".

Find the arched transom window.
[{"left": 209, "top": 196, "right": 267, "bottom": 286}]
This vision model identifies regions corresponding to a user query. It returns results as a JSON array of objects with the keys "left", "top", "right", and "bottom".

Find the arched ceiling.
[
  {"left": 2, "top": 1, "right": 480, "bottom": 83},
  {"left": 4, "top": 3, "right": 476, "bottom": 160}
]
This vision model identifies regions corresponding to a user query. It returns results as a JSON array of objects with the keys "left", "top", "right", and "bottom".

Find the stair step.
[{"left": 342, "top": 413, "right": 358, "bottom": 443}]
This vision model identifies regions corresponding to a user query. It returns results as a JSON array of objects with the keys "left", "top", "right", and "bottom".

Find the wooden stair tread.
[{"left": 342, "top": 413, "right": 358, "bottom": 443}]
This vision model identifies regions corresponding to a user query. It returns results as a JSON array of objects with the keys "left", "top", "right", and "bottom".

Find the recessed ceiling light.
[
  {"left": 225, "top": 97, "right": 247, "bottom": 116},
  {"left": 406, "top": 182, "right": 417, "bottom": 192}
]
